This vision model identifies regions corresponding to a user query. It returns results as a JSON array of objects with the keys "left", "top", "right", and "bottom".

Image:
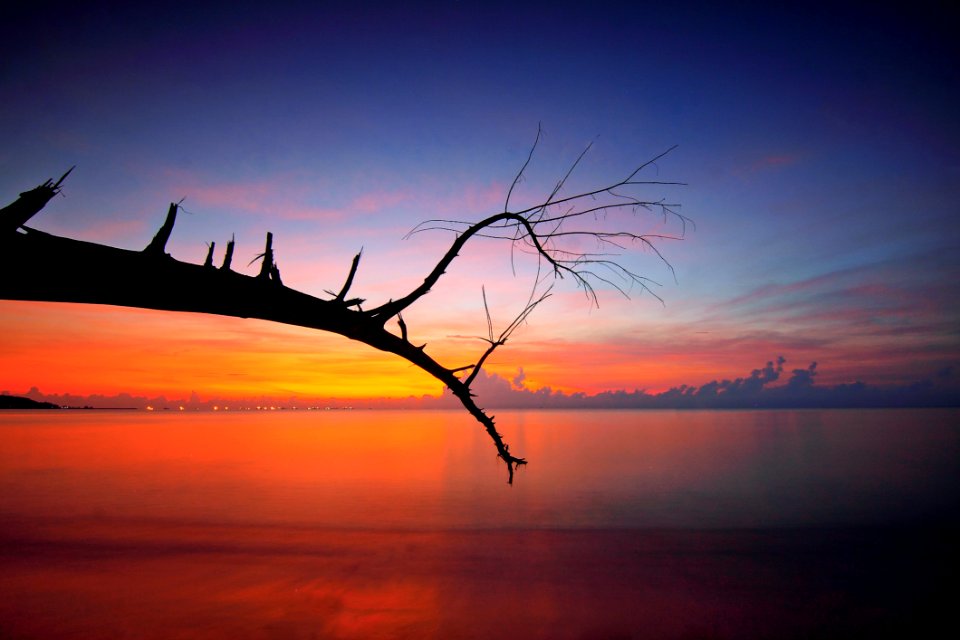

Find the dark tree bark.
[
  {"left": 221, "top": 235, "right": 235, "bottom": 271},
  {"left": 0, "top": 133, "right": 686, "bottom": 482},
  {"left": 0, "top": 167, "right": 72, "bottom": 234},
  {"left": 143, "top": 202, "right": 178, "bottom": 256},
  {"left": 203, "top": 241, "right": 216, "bottom": 268}
]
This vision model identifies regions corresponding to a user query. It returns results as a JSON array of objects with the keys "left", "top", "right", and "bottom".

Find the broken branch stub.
[
  {"left": 203, "top": 242, "right": 216, "bottom": 268},
  {"left": 0, "top": 166, "right": 73, "bottom": 234},
  {"left": 221, "top": 235, "right": 235, "bottom": 270},
  {"left": 257, "top": 232, "right": 274, "bottom": 280},
  {"left": 144, "top": 203, "right": 179, "bottom": 256}
]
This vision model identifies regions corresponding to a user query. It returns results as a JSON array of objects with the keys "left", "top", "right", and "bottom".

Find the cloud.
[
  {"left": 785, "top": 361, "right": 817, "bottom": 391},
  {"left": 512, "top": 368, "right": 527, "bottom": 389},
  {"left": 421, "top": 356, "right": 959, "bottom": 410},
  {"left": 349, "top": 189, "right": 412, "bottom": 214},
  {"left": 687, "top": 253, "right": 960, "bottom": 390},
  {"left": 730, "top": 151, "right": 803, "bottom": 180},
  {"left": 13, "top": 357, "right": 959, "bottom": 411},
  {"left": 163, "top": 174, "right": 347, "bottom": 222},
  {"left": 152, "top": 166, "right": 507, "bottom": 228}
]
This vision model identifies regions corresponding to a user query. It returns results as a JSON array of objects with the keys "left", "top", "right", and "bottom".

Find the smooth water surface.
[{"left": 1, "top": 409, "right": 957, "bottom": 638}]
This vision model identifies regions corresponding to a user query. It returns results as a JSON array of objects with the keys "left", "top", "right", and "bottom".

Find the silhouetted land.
[{"left": 0, "top": 395, "right": 59, "bottom": 409}]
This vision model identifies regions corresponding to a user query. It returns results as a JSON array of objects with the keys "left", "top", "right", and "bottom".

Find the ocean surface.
[{"left": 1, "top": 408, "right": 957, "bottom": 638}]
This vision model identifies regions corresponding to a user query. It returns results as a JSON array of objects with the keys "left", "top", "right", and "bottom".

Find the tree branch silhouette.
[{"left": 0, "top": 135, "right": 685, "bottom": 483}]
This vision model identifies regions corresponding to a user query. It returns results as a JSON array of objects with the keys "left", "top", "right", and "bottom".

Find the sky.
[{"left": 1, "top": 1, "right": 958, "bottom": 403}]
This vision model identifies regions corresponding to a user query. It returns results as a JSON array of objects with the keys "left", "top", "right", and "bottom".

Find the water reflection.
[
  {"left": 1, "top": 409, "right": 958, "bottom": 529},
  {"left": 1, "top": 409, "right": 957, "bottom": 638}
]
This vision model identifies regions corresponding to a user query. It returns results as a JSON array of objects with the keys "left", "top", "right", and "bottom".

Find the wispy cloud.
[
  {"left": 689, "top": 253, "right": 960, "bottom": 384},
  {"left": 158, "top": 171, "right": 345, "bottom": 222},
  {"left": 730, "top": 151, "right": 803, "bottom": 180},
  {"left": 51, "top": 217, "right": 150, "bottom": 244},
  {"left": 349, "top": 189, "right": 412, "bottom": 214}
]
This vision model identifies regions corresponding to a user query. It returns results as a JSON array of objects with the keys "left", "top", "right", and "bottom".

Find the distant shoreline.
[
  {"left": 0, "top": 395, "right": 140, "bottom": 410},
  {"left": 0, "top": 395, "right": 61, "bottom": 410}
]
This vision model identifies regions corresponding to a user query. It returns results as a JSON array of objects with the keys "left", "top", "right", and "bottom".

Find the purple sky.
[{"left": 1, "top": 1, "right": 958, "bottom": 401}]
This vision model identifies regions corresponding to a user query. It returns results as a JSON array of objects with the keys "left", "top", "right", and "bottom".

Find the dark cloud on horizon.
[
  {"left": 10, "top": 358, "right": 959, "bottom": 410},
  {"left": 426, "top": 357, "right": 960, "bottom": 410}
]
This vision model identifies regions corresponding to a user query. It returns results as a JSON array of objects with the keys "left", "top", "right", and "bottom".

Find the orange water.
[{"left": 1, "top": 409, "right": 957, "bottom": 638}]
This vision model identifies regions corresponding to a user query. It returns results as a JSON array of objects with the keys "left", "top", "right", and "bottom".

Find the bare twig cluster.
[{"left": 404, "top": 124, "right": 690, "bottom": 308}]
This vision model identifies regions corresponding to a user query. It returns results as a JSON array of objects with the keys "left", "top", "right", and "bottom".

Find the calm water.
[{"left": 1, "top": 408, "right": 957, "bottom": 638}]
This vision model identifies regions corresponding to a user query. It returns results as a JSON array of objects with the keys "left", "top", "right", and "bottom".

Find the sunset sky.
[{"left": 1, "top": 1, "right": 957, "bottom": 402}]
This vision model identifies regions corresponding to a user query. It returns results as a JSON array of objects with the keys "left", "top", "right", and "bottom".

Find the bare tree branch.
[
  {"left": 504, "top": 123, "right": 542, "bottom": 213},
  {"left": 0, "top": 135, "right": 684, "bottom": 484}
]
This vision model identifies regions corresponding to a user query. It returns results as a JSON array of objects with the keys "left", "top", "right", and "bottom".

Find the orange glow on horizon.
[
  {"left": 0, "top": 299, "right": 928, "bottom": 402},
  {"left": 0, "top": 302, "right": 445, "bottom": 399},
  {"left": 0, "top": 300, "right": 726, "bottom": 400}
]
